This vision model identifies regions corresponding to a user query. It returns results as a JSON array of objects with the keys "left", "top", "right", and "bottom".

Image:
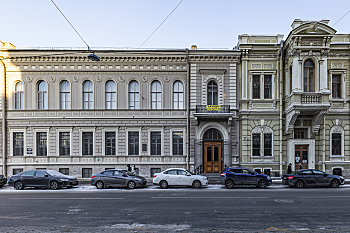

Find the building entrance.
[
  {"left": 203, "top": 142, "right": 222, "bottom": 173},
  {"left": 295, "top": 145, "right": 308, "bottom": 170}
]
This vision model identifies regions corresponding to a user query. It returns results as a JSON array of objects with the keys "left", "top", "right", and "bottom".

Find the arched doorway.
[{"left": 203, "top": 128, "right": 223, "bottom": 173}]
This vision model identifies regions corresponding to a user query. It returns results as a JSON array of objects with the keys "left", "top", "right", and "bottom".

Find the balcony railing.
[
  {"left": 301, "top": 93, "right": 320, "bottom": 103},
  {"left": 196, "top": 105, "right": 230, "bottom": 113}
]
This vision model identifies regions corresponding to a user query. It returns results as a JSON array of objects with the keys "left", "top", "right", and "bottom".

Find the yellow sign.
[{"left": 206, "top": 105, "right": 221, "bottom": 111}]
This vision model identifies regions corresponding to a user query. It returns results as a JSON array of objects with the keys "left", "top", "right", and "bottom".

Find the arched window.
[
  {"left": 151, "top": 81, "right": 161, "bottom": 109},
  {"left": 173, "top": 81, "right": 184, "bottom": 109},
  {"left": 83, "top": 81, "right": 93, "bottom": 109},
  {"left": 203, "top": 128, "right": 222, "bottom": 140},
  {"left": 14, "top": 82, "right": 24, "bottom": 110},
  {"left": 60, "top": 81, "right": 70, "bottom": 110},
  {"left": 304, "top": 59, "right": 315, "bottom": 92},
  {"left": 37, "top": 81, "right": 47, "bottom": 109},
  {"left": 129, "top": 81, "right": 139, "bottom": 109},
  {"left": 251, "top": 126, "right": 273, "bottom": 157},
  {"left": 105, "top": 81, "right": 116, "bottom": 109},
  {"left": 207, "top": 80, "right": 218, "bottom": 105}
]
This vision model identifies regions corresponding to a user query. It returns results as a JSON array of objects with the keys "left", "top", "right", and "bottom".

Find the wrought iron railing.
[{"left": 196, "top": 105, "right": 230, "bottom": 113}]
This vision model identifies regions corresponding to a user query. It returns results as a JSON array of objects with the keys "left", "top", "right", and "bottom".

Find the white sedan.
[{"left": 153, "top": 168, "right": 208, "bottom": 189}]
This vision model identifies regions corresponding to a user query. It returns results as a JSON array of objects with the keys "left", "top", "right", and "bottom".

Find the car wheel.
[
  {"left": 96, "top": 181, "right": 104, "bottom": 189},
  {"left": 50, "top": 181, "right": 59, "bottom": 190},
  {"left": 225, "top": 179, "right": 234, "bottom": 189},
  {"left": 258, "top": 179, "right": 268, "bottom": 189},
  {"left": 0, "top": 185, "right": 4, "bottom": 188},
  {"left": 330, "top": 179, "right": 340, "bottom": 188},
  {"left": 295, "top": 180, "right": 304, "bottom": 188},
  {"left": 159, "top": 180, "right": 168, "bottom": 189},
  {"left": 192, "top": 180, "right": 201, "bottom": 189},
  {"left": 127, "top": 181, "right": 136, "bottom": 189},
  {"left": 14, "top": 181, "right": 24, "bottom": 190}
]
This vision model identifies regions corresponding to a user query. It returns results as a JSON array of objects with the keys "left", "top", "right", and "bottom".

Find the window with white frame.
[
  {"left": 173, "top": 81, "right": 184, "bottom": 109},
  {"left": 251, "top": 126, "right": 273, "bottom": 157},
  {"left": 83, "top": 81, "right": 93, "bottom": 109},
  {"left": 37, "top": 81, "right": 47, "bottom": 109},
  {"left": 82, "top": 132, "right": 93, "bottom": 155},
  {"left": 207, "top": 80, "right": 218, "bottom": 105},
  {"left": 252, "top": 74, "right": 273, "bottom": 99},
  {"left": 332, "top": 74, "right": 341, "bottom": 99},
  {"left": 105, "top": 81, "right": 116, "bottom": 109},
  {"left": 15, "top": 82, "right": 24, "bottom": 110},
  {"left": 303, "top": 59, "right": 315, "bottom": 92},
  {"left": 129, "top": 81, "right": 139, "bottom": 109},
  {"left": 60, "top": 80, "right": 70, "bottom": 110},
  {"left": 13, "top": 132, "right": 24, "bottom": 156},
  {"left": 105, "top": 132, "right": 116, "bottom": 155},
  {"left": 172, "top": 132, "right": 183, "bottom": 155},
  {"left": 330, "top": 126, "right": 344, "bottom": 156},
  {"left": 59, "top": 132, "right": 70, "bottom": 156},
  {"left": 151, "top": 81, "right": 161, "bottom": 109},
  {"left": 128, "top": 132, "right": 139, "bottom": 155},
  {"left": 151, "top": 132, "right": 161, "bottom": 155},
  {"left": 36, "top": 132, "right": 47, "bottom": 156}
]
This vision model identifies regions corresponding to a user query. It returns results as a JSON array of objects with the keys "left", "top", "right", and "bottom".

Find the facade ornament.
[
  {"left": 26, "top": 76, "right": 33, "bottom": 83},
  {"left": 312, "top": 110, "right": 328, "bottom": 135},
  {"left": 251, "top": 64, "right": 262, "bottom": 69},
  {"left": 96, "top": 76, "right": 102, "bottom": 82},
  {"left": 285, "top": 110, "right": 300, "bottom": 134},
  {"left": 73, "top": 76, "right": 79, "bottom": 82},
  {"left": 290, "top": 49, "right": 301, "bottom": 57},
  {"left": 142, "top": 76, "right": 148, "bottom": 82},
  {"left": 164, "top": 76, "right": 170, "bottom": 82},
  {"left": 119, "top": 76, "right": 125, "bottom": 82},
  {"left": 332, "top": 125, "right": 343, "bottom": 134},
  {"left": 49, "top": 76, "right": 56, "bottom": 82},
  {"left": 321, "top": 49, "right": 330, "bottom": 55},
  {"left": 331, "top": 63, "right": 344, "bottom": 69}
]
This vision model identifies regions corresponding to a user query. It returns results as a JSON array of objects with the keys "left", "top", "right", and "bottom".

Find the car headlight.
[
  {"left": 267, "top": 176, "right": 271, "bottom": 180},
  {"left": 60, "top": 178, "right": 69, "bottom": 182}
]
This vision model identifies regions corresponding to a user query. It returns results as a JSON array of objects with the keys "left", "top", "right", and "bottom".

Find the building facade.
[{"left": 1, "top": 19, "right": 349, "bottom": 178}]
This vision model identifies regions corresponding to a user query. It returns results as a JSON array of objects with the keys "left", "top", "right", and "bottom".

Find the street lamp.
[{"left": 88, "top": 52, "right": 100, "bottom": 61}]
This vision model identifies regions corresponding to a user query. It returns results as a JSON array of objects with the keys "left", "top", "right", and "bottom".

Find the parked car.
[
  {"left": 0, "top": 175, "right": 7, "bottom": 188},
  {"left": 282, "top": 169, "right": 344, "bottom": 188},
  {"left": 91, "top": 169, "right": 147, "bottom": 189},
  {"left": 220, "top": 167, "right": 272, "bottom": 189},
  {"left": 153, "top": 168, "right": 208, "bottom": 189},
  {"left": 8, "top": 170, "right": 78, "bottom": 190}
]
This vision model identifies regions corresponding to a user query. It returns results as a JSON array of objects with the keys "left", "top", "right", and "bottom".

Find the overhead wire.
[
  {"left": 332, "top": 4, "right": 350, "bottom": 26},
  {"left": 139, "top": 0, "right": 184, "bottom": 48}
]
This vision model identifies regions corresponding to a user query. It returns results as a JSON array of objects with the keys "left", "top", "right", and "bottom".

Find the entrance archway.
[{"left": 203, "top": 128, "right": 223, "bottom": 173}]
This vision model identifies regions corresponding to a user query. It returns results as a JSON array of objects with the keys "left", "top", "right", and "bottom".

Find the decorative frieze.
[{"left": 331, "top": 62, "right": 344, "bottom": 69}]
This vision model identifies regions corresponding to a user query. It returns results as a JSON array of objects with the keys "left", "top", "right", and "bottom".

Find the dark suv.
[
  {"left": 220, "top": 167, "right": 272, "bottom": 188},
  {"left": 0, "top": 175, "right": 7, "bottom": 188}
]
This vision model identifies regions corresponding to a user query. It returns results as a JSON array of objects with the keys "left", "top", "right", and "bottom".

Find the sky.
[{"left": 1, "top": 0, "right": 350, "bottom": 50}]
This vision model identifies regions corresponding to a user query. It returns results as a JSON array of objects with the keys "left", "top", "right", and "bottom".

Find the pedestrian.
[
  {"left": 127, "top": 164, "right": 132, "bottom": 172},
  {"left": 287, "top": 163, "right": 292, "bottom": 174},
  {"left": 298, "top": 163, "right": 303, "bottom": 170}
]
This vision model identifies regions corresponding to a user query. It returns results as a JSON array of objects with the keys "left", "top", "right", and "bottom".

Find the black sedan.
[
  {"left": 8, "top": 170, "right": 79, "bottom": 190},
  {"left": 0, "top": 175, "right": 7, "bottom": 188},
  {"left": 282, "top": 169, "right": 344, "bottom": 188},
  {"left": 91, "top": 169, "right": 147, "bottom": 189}
]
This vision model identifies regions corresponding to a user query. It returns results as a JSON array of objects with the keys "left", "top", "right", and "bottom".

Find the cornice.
[{"left": 15, "top": 71, "right": 187, "bottom": 75}]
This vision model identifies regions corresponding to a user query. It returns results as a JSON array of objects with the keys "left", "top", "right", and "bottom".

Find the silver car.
[
  {"left": 153, "top": 168, "right": 208, "bottom": 189},
  {"left": 91, "top": 169, "right": 147, "bottom": 189}
]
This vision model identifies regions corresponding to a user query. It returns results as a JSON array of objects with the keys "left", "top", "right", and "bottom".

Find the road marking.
[
  {"left": 11, "top": 198, "right": 124, "bottom": 200},
  {"left": 266, "top": 227, "right": 286, "bottom": 231},
  {"left": 151, "top": 197, "right": 269, "bottom": 199}
]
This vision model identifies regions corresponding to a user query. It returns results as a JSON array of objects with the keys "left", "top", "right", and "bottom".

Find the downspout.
[
  {"left": 0, "top": 58, "right": 7, "bottom": 177},
  {"left": 186, "top": 49, "right": 190, "bottom": 170},
  {"left": 322, "top": 117, "right": 326, "bottom": 172},
  {"left": 279, "top": 40, "right": 284, "bottom": 176}
]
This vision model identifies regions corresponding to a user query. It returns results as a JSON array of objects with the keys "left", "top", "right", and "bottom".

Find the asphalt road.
[{"left": 1, "top": 186, "right": 350, "bottom": 232}]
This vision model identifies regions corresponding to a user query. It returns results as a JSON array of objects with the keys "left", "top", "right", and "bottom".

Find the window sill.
[
  {"left": 330, "top": 155, "right": 344, "bottom": 158},
  {"left": 251, "top": 156, "right": 274, "bottom": 158}
]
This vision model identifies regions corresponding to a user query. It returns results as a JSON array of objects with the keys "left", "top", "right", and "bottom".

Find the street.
[{"left": 1, "top": 185, "right": 350, "bottom": 232}]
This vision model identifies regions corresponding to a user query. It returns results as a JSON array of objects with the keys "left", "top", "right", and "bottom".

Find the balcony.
[
  {"left": 285, "top": 92, "right": 330, "bottom": 135},
  {"left": 193, "top": 105, "right": 234, "bottom": 125}
]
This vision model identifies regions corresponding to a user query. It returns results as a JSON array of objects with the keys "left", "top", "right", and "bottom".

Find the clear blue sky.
[{"left": 1, "top": 0, "right": 350, "bottom": 49}]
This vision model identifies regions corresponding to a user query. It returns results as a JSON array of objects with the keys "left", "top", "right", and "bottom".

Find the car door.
[
  {"left": 112, "top": 170, "right": 127, "bottom": 187},
  {"left": 300, "top": 170, "right": 315, "bottom": 186},
  {"left": 232, "top": 168, "right": 245, "bottom": 184},
  {"left": 100, "top": 170, "right": 114, "bottom": 186},
  {"left": 177, "top": 170, "right": 192, "bottom": 186},
  {"left": 33, "top": 171, "right": 49, "bottom": 187},
  {"left": 21, "top": 171, "right": 36, "bottom": 187},
  {"left": 164, "top": 169, "right": 178, "bottom": 185},
  {"left": 242, "top": 168, "right": 256, "bottom": 185},
  {"left": 312, "top": 170, "right": 329, "bottom": 186}
]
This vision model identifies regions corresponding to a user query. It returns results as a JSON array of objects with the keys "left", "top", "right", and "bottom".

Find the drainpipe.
[
  {"left": 186, "top": 49, "right": 190, "bottom": 170},
  {"left": 322, "top": 117, "right": 326, "bottom": 172},
  {"left": 0, "top": 58, "right": 7, "bottom": 177},
  {"left": 279, "top": 40, "right": 284, "bottom": 176}
]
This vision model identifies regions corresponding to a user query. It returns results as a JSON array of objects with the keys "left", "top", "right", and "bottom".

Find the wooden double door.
[
  {"left": 295, "top": 145, "right": 308, "bottom": 170},
  {"left": 203, "top": 142, "right": 222, "bottom": 173}
]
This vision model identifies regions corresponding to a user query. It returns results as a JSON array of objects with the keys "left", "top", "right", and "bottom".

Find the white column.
[
  {"left": 292, "top": 56, "right": 302, "bottom": 92},
  {"left": 319, "top": 59, "right": 329, "bottom": 93}
]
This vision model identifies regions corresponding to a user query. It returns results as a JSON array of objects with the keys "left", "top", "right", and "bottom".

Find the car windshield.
[
  {"left": 186, "top": 170, "right": 195, "bottom": 175},
  {"left": 120, "top": 170, "right": 135, "bottom": 176},
  {"left": 46, "top": 170, "right": 65, "bottom": 177}
]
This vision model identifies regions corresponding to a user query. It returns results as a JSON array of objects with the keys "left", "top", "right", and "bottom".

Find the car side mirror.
[
  {"left": 186, "top": 173, "right": 191, "bottom": 176},
  {"left": 324, "top": 173, "right": 328, "bottom": 177},
  {"left": 123, "top": 174, "right": 128, "bottom": 177},
  {"left": 44, "top": 174, "right": 49, "bottom": 177},
  {"left": 251, "top": 172, "right": 256, "bottom": 175}
]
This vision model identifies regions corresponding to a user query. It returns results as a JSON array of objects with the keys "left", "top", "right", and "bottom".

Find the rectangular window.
[
  {"left": 264, "top": 75, "right": 272, "bottom": 99},
  {"left": 13, "top": 132, "right": 24, "bottom": 156},
  {"left": 332, "top": 75, "right": 341, "bottom": 99},
  {"left": 252, "top": 134, "right": 260, "bottom": 156},
  {"left": 252, "top": 75, "right": 260, "bottom": 99},
  {"left": 128, "top": 132, "right": 139, "bottom": 155},
  {"left": 332, "top": 133, "right": 341, "bottom": 155},
  {"left": 82, "top": 168, "right": 92, "bottom": 178},
  {"left": 172, "top": 132, "right": 183, "bottom": 155},
  {"left": 36, "top": 132, "right": 47, "bottom": 156},
  {"left": 151, "top": 132, "right": 161, "bottom": 155},
  {"left": 59, "top": 168, "right": 69, "bottom": 175},
  {"left": 13, "top": 168, "right": 23, "bottom": 175},
  {"left": 82, "top": 132, "right": 93, "bottom": 155},
  {"left": 59, "top": 132, "right": 70, "bottom": 156},
  {"left": 294, "top": 128, "right": 308, "bottom": 139},
  {"left": 105, "top": 132, "right": 116, "bottom": 155},
  {"left": 264, "top": 133, "right": 272, "bottom": 156},
  {"left": 151, "top": 168, "right": 161, "bottom": 177}
]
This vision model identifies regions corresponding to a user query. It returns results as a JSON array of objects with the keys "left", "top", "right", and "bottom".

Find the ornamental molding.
[
  {"left": 96, "top": 76, "right": 102, "bottom": 82},
  {"left": 202, "top": 74, "right": 224, "bottom": 105},
  {"left": 285, "top": 110, "right": 300, "bottom": 134},
  {"left": 141, "top": 76, "right": 148, "bottom": 82},
  {"left": 49, "top": 76, "right": 56, "bottom": 82},
  {"left": 331, "top": 62, "right": 344, "bottom": 69},
  {"left": 251, "top": 126, "right": 273, "bottom": 134},
  {"left": 26, "top": 76, "right": 32, "bottom": 82},
  {"left": 73, "top": 76, "right": 79, "bottom": 82},
  {"left": 331, "top": 125, "right": 343, "bottom": 134},
  {"left": 164, "top": 76, "right": 170, "bottom": 82}
]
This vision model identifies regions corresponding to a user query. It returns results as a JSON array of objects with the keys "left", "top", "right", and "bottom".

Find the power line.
[
  {"left": 333, "top": 8, "right": 350, "bottom": 27},
  {"left": 50, "top": 0, "right": 91, "bottom": 50},
  {"left": 139, "top": 0, "right": 184, "bottom": 48}
]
